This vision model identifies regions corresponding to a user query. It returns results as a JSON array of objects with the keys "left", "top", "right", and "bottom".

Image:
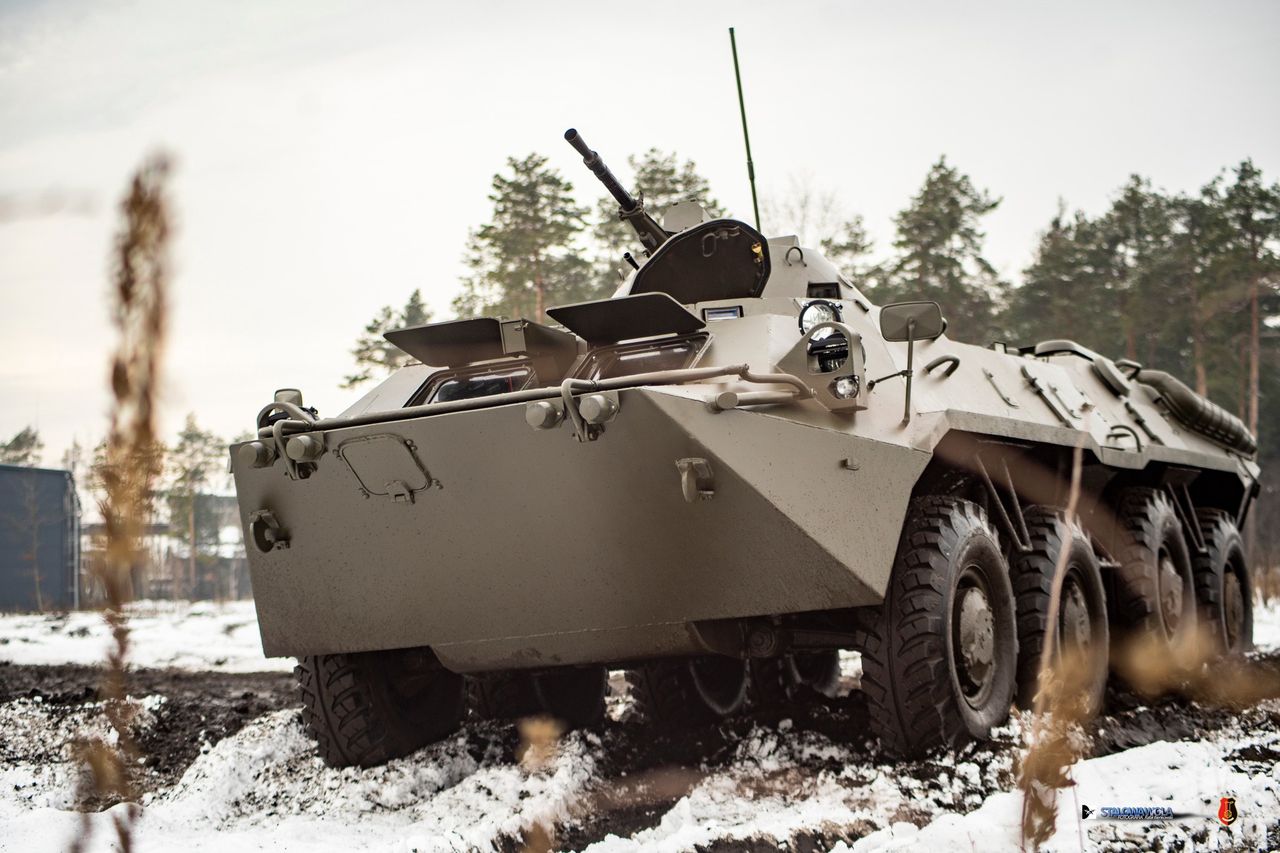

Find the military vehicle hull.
[
  {"left": 232, "top": 131, "right": 1259, "bottom": 766},
  {"left": 234, "top": 386, "right": 927, "bottom": 672}
]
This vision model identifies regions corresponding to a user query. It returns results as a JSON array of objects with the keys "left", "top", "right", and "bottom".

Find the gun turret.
[{"left": 565, "top": 128, "right": 668, "bottom": 255}]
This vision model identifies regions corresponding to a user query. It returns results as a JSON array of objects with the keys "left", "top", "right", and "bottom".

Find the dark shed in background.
[{"left": 0, "top": 464, "right": 81, "bottom": 611}]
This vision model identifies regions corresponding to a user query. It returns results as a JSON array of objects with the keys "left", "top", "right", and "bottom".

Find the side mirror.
[
  {"left": 874, "top": 301, "right": 945, "bottom": 426},
  {"left": 879, "top": 301, "right": 945, "bottom": 342}
]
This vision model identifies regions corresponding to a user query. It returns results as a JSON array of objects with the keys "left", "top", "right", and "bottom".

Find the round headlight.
[
  {"left": 799, "top": 300, "right": 842, "bottom": 339},
  {"left": 830, "top": 375, "right": 860, "bottom": 399}
]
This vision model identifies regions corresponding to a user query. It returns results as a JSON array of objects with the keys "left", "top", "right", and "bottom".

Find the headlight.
[
  {"left": 799, "top": 300, "right": 841, "bottom": 339},
  {"left": 830, "top": 375, "right": 860, "bottom": 399}
]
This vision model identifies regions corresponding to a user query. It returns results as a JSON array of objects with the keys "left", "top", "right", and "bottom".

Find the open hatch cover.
[
  {"left": 385, "top": 317, "right": 578, "bottom": 371},
  {"left": 546, "top": 292, "right": 706, "bottom": 345},
  {"left": 629, "top": 218, "right": 770, "bottom": 303}
]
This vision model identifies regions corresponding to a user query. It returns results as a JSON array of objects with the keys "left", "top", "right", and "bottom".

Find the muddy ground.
[{"left": 3, "top": 655, "right": 1280, "bottom": 851}]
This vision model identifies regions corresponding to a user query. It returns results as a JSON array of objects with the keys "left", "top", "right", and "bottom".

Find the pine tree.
[
  {"left": 1219, "top": 159, "right": 1280, "bottom": 437},
  {"left": 166, "top": 414, "right": 225, "bottom": 600},
  {"left": 0, "top": 426, "right": 43, "bottom": 466},
  {"left": 1010, "top": 204, "right": 1124, "bottom": 353},
  {"left": 877, "top": 157, "right": 1005, "bottom": 343},
  {"left": 343, "top": 289, "right": 432, "bottom": 388},
  {"left": 1098, "top": 176, "right": 1179, "bottom": 365},
  {"left": 591, "top": 149, "right": 722, "bottom": 289},
  {"left": 453, "top": 154, "right": 591, "bottom": 322}
]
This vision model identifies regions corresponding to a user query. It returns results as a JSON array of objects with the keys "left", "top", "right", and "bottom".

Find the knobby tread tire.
[
  {"left": 1192, "top": 509, "right": 1253, "bottom": 655},
  {"left": 749, "top": 657, "right": 794, "bottom": 708},
  {"left": 853, "top": 496, "right": 1017, "bottom": 757},
  {"left": 629, "top": 658, "right": 748, "bottom": 728},
  {"left": 1009, "top": 506, "right": 1109, "bottom": 712},
  {"left": 466, "top": 671, "right": 540, "bottom": 720},
  {"left": 752, "top": 652, "right": 841, "bottom": 708},
  {"left": 1109, "top": 488, "right": 1194, "bottom": 645},
  {"left": 295, "top": 649, "right": 464, "bottom": 769}
]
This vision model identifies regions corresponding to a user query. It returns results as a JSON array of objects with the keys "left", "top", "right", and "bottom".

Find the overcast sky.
[{"left": 2, "top": 0, "right": 1278, "bottom": 468}]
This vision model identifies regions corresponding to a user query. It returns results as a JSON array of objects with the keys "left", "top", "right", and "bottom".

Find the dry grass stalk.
[
  {"left": 70, "top": 153, "right": 171, "bottom": 853},
  {"left": 1019, "top": 443, "right": 1092, "bottom": 850},
  {"left": 515, "top": 715, "right": 566, "bottom": 853}
]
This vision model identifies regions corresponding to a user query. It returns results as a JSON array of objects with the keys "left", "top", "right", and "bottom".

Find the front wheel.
[
  {"left": 295, "top": 646, "right": 464, "bottom": 768},
  {"left": 855, "top": 497, "right": 1017, "bottom": 756}
]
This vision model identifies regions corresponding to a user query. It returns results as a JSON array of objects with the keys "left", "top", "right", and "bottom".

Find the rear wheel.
[
  {"left": 1110, "top": 488, "right": 1196, "bottom": 651},
  {"left": 295, "top": 647, "right": 464, "bottom": 768},
  {"left": 468, "top": 666, "right": 607, "bottom": 729},
  {"left": 631, "top": 656, "right": 749, "bottom": 727},
  {"left": 1010, "top": 507, "right": 1109, "bottom": 714},
  {"left": 751, "top": 651, "right": 841, "bottom": 707},
  {"left": 1193, "top": 509, "right": 1253, "bottom": 656},
  {"left": 855, "top": 497, "right": 1017, "bottom": 756}
]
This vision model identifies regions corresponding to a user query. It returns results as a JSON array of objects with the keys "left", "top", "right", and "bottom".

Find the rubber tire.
[
  {"left": 1110, "top": 488, "right": 1196, "bottom": 649},
  {"left": 532, "top": 666, "right": 608, "bottom": 729},
  {"left": 1192, "top": 509, "right": 1253, "bottom": 656},
  {"left": 631, "top": 656, "right": 749, "bottom": 727},
  {"left": 854, "top": 496, "right": 1017, "bottom": 757},
  {"left": 1010, "top": 507, "right": 1109, "bottom": 714},
  {"left": 467, "top": 671, "right": 540, "bottom": 720},
  {"left": 295, "top": 647, "right": 464, "bottom": 768},
  {"left": 468, "top": 667, "right": 607, "bottom": 729},
  {"left": 751, "top": 651, "right": 841, "bottom": 707}
]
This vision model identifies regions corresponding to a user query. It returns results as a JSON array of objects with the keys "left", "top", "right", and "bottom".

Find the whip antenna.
[{"left": 729, "top": 27, "right": 761, "bottom": 231}]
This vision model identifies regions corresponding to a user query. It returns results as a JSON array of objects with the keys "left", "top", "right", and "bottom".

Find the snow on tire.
[{"left": 855, "top": 496, "right": 1017, "bottom": 757}]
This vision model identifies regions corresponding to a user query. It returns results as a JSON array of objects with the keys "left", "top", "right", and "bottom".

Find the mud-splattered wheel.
[
  {"left": 1110, "top": 488, "right": 1197, "bottom": 652},
  {"left": 751, "top": 651, "right": 841, "bottom": 707},
  {"left": 295, "top": 646, "right": 464, "bottom": 768},
  {"left": 1193, "top": 509, "right": 1253, "bottom": 656},
  {"left": 1010, "top": 507, "right": 1109, "bottom": 713},
  {"left": 854, "top": 496, "right": 1017, "bottom": 756},
  {"left": 631, "top": 656, "right": 749, "bottom": 727},
  {"left": 468, "top": 666, "right": 607, "bottom": 729}
]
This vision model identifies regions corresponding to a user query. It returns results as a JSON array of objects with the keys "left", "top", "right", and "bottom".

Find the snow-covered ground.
[
  {"left": 2, "top": 599, "right": 1279, "bottom": 852},
  {"left": 0, "top": 600, "right": 292, "bottom": 672}
]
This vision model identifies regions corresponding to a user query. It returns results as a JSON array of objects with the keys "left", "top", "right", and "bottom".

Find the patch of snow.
[
  {"left": 1252, "top": 596, "right": 1280, "bottom": 651},
  {"left": 0, "top": 600, "right": 290, "bottom": 672},
  {"left": 875, "top": 710, "right": 1280, "bottom": 852},
  {"left": 2, "top": 710, "right": 601, "bottom": 853},
  {"left": 0, "top": 695, "right": 165, "bottom": 818}
]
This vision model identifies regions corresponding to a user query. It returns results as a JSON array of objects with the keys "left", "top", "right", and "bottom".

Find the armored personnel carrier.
[{"left": 231, "top": 130, "right": 1260, "bottom": 767}]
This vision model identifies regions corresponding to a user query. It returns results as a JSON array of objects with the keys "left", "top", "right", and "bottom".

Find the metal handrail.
[{"left": 257, "top": 363, "right": 813, "bottom": 438}]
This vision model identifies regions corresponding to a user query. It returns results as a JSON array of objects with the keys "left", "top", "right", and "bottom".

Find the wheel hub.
[
  {"left": 1158, "top": 553, "right": 1184, "bottom": 636},
  {"left": 958, "top": 586, "right": 995, "bottom": 693},
  {"left": 1059, "top": 576, "right": 1092, "bottom": 653}
]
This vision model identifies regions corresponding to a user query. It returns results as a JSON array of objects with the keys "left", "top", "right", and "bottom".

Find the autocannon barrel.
[{"left": 564, "top": 128, "right": 638, "bottom": 212}]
